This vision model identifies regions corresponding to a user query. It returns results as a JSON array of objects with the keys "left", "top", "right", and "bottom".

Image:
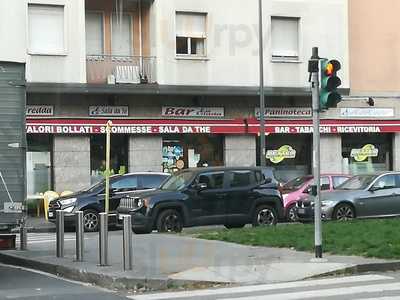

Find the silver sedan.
[{"left": 296, "top": 172, "right": 400, "bottom": 221}]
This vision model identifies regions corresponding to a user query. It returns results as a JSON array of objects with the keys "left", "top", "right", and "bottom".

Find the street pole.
[
  {"left": 258, "top": 0, "right": 266, "bottom": 166},
  {"left": 309, "top": 47, "right": 323, "bottom": 258},
  {"left": 105, "top": 120, "right": 112, "bottom": 214}
]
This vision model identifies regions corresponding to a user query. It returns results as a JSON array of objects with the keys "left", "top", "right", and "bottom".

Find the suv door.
[
  {"left": 193, "top": 171, "right": 228, "bottom": 225},
  {"left": 356, "top": 174, "right": 399, "bottom": 217},
  {"left": 109, "top": 175, "right": 139, "bottom": 210},
  {"left": 225, "top": 169, "right": 258, "bottom": 225}
]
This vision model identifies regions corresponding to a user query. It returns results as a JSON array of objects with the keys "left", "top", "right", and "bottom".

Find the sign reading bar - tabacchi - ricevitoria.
[
  {"left": 255, "top": 107, "right": 312, "bottom": 119},
  {"left": 26, "top": 105, "right": 54, "bottom": 116},
  {"left": 89, "top": 106, "right": 129, "bottom": 117},
  {"left": 162, "top": 106, "right": 224, "bottom": 118}
]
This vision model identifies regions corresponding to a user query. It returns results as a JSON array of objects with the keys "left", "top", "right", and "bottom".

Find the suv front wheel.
[
  {"left": 252, "top": 205, "right": 277, "bottom": 227},
  {"left": 156, "top": 209, "right": 183, "bottom": 233}
]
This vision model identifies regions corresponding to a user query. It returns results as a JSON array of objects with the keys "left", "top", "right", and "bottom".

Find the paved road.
[
  {"left": 130, "top": 274, "right": 400, "bottom": 300},
  {"left": 0, "top": 264, "right": 126, "bottom": 300}
]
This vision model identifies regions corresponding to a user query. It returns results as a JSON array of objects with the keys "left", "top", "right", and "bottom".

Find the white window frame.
[
  {"left": 110, "top": 12, "right": 134, "bottom": 57},
  {"left": 85, "top": 11, "right": 105, "bottom": 56},
  {"left": 27, "top": 3, "right": 68, "bottom": 56},
  {"left": 175, "top": 11, "right": 208, "bottom": 59},
  {"left": 270, "top": 16, "right": 301, "bottom": 63}
]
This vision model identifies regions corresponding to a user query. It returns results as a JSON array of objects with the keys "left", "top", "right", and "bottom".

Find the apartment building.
[{"left": 0, "top": 0, "right": 354, "bottom": 195}]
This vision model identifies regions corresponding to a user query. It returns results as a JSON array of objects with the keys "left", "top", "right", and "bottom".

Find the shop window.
[
  {"left": 176, "top": 12, "right": 207, "bottom": 57},
  {"left": 162, "top": 135, "right": 223, "bottom": 173},
  {"left": 342, "top": 134, "right": 392, "bottom": 175},
  {"left": 26, "top": 135, "right": 53, "bottom": 197},
  {"left": 90, "top": 135, "right": 128, "bottom": 184}
]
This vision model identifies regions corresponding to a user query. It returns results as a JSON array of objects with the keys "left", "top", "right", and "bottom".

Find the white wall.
[
  {"left": 26, "top": 0, "right": 86, "bottom": 83},
  {"left": 0, "top": 1, "right": 27, "bottom": 63},
  {"left": 151, "top": 0, "right": 349, "bottom": 88}
]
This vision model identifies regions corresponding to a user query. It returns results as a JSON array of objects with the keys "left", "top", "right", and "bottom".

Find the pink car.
[{"left": 282, "top": 174, "right": 351, "bottom": 222}]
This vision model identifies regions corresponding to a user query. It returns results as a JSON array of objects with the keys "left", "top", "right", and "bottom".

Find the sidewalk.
[{"left": 1, "top": 230, "right": 400, "bottom": 293}]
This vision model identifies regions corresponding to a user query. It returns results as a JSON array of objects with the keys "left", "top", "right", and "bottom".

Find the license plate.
[
  {"left": 297, "top": 208, "right": 305, "bottom": 214},
  {"left": 118, "top": 214, "right": 129, "bottom": 220},
  {"left": 48, "top": 212, "right": 53, "bottom": 218}
]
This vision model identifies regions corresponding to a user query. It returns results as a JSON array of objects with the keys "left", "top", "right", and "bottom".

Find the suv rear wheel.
[
  {"left": 156, "top": 209, "right": 183, "bottom": 233},
  {"left": 252, "top": 205, "right": 277, "bottom": 227}
]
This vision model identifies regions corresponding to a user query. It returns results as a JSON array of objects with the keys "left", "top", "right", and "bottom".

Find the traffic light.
[{"left": 320, "top": 59, "right": 342, "bottom": 110}]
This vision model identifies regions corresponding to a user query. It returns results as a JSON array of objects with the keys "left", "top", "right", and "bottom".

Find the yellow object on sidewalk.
[{"left": 43, "top": 191, "right": 59, "bottom": 221}]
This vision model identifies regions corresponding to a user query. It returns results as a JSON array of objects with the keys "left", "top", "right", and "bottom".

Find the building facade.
[{"left": 8, "top": 0, "right": 392, "bottom": 197}]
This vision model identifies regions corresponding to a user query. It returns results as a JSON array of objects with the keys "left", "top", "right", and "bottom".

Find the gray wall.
[
  {"left": 320, "top": 134, "right": 343, "bottom": 174},
  {"left": 53, "top": 136, "right": 90, "bottom": 192},
  {"left": 129, "top": 136, "right": 162, "bottom": 172},
  {"left": 224, "top": 135, "right": 256, "bottom": 167}
]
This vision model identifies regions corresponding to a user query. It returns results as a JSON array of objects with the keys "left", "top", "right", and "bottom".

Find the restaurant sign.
[
  {"left": 26, "top": 105, "right": 54, "bottom": 116},
  {"left": 255, "top": 107, "right": 312, "bottom": 119},
  {"left": 162, "top": 106, "right": 224, "bottom": 118},
  {"left": 89, "top": 106, "right": 129, "bottom": 117}
]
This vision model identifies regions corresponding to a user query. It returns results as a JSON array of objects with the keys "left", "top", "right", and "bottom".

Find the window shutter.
[
  {"left": 176, "top": 12, "right": 206, "bottom": 38},
  {"left": 271, "top": 17, "right": 299, "bottom": 57},
  {"left": 86, "top": 12, "right": 104, "bottom": 55},
  {"left": 28, "top": 5, "right": 65, "bottom": 53},
  {"left": 112, "top": 14, "right": 132, "bottom": 56}
]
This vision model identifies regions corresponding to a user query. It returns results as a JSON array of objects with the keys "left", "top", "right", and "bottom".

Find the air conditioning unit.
[{"left": 113, "top": 65, "right": 140, "bottom": 84}]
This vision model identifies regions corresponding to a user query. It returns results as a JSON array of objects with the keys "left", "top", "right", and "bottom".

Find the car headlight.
[
  {"left": 59, "top": 198, "right": 77, "bottom": 206},
  {"left": 321, "top": 200, "right": 336, "bottom": 207}
]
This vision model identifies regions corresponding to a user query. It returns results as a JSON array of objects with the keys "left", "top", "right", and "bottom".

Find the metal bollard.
[
  {"left": 122, "top": 215, "right": 133, "bottom": 271},
  {"left": 99, "top": 212, "right": 108, "bottom": 266},
  {"left": 75, "top": 211, "right": 84, "bottom": 262},
  {"left": 56, "top": 210, "right": 65, "bottom": 258},
  {"left": 19, "top": 225, "right": 27, "bottom": 250}
]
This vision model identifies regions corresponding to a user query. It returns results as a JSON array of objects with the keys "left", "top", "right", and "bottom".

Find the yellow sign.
[
  {"left": 266, "top": 145, "right": 296, "bottom": 164},
  {"left": 350, "top": 144, "right": 379, "bottom": 162}
]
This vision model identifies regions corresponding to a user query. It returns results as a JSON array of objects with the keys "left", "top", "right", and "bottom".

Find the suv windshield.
[
  {"left": 160, "top": 171, "right": 194, "bottom": 191},
  {"left": 283, "top": 176, "right": 313, "bottom": 191},
  {"left": 336, "top": 175, "right": 376, "bottom": 190}
]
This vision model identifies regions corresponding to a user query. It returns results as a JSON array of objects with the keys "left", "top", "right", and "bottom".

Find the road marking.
[
  {"left": 221, "top": 282, "right": 400, "bottom": 300},
  {"left": 15, "top": 233, "right": 93, "bottom": 244},
  {"left": 128, "top": 275, "right": 392, "bottom": 300}
]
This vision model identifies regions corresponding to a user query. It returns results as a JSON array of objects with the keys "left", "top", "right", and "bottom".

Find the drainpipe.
[{"left": 138, "top": 0, "right": 144, "bottom": 81}]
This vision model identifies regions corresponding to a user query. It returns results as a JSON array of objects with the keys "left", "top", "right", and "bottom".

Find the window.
[
  {"left": 198, "top": 172, "right": 224, "bottom": 189},
  {"left": 271, "top": 16, "right": 299, "bottom": 61},
  {"left": 111, "top": 14, "right": 132, "bottom": 56},
  {"left": 229, "top": 171, "right": 256, "bottom": 188},
  {"left": 141, "top": 175, "right": 169, "bottom": 189},
  {"left": 28, "top": 5, "right": 65, "bottom": 54},
  {"left": 86, "top": 12, "right": 104, "bottom": 55},
  {"left": 333, "top": 176, "right": 350, "bottom": 189},
  {"left": 176, "top": 12, "right": 206, "bottom": 56},
  {"left": 372, "top": 175, "right": 397, "bottom": 190},
  {"left": 112, "top": 176, "right": 138, "bottom": 191}
]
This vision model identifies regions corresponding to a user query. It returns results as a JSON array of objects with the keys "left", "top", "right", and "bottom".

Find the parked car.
[
  {"left": 282, "top": 174, "right": 351, "bottom": 222},
  {"left": 48, "top": 172, "right": 170, "bottom": 232},
  {"left": 116, "top": 167, "right": 284, "bottom": 234},
  {"left": 296, "top": 172, "right": 400, "bottom": 222}
]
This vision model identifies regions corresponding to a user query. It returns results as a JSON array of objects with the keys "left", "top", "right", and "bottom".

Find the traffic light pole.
[{"left": 309, "top": 47, "right": 323, "bottom": 258}]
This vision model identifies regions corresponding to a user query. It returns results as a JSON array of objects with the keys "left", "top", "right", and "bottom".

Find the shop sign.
[
  {"left": 162, "top": 106, "right": 224, "bottom": 118},
  {"left": 26, "top": 105, "right": 54, "bottom": 116},
  {"left": 350, "top": 144, "right": 379, "bottom": 162},
  {"left": 340, "top": 108, "right": 394, "bottom": 118},
  {"left": 255, "top": 107, "right": 312, "bottom": 119},
  {"left": 89, "top": 106, "right": 128, "bottom": 117},
  {"left": 266, "top": 145, "right": 296, "bottom": 164}
]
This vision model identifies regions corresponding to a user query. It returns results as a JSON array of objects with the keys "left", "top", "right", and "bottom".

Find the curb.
[
  {"left": 308, "top": 261, "right": 400, "bottom": 279},
  {"left": 0, "top": 252, "right": 227, "bottom": 293}
]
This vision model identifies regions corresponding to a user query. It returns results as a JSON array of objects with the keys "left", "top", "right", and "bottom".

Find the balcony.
[{"left": 86, "top": 55, "right": 156, "bottom": 84}]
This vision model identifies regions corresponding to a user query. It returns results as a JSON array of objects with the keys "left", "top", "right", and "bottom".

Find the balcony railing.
[{"left": 86, "top": 55, "right": 156, "bottom": 84}]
